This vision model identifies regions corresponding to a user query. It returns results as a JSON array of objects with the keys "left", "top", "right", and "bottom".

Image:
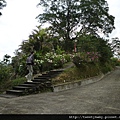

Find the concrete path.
[{"left": 0, "top": 67, "right": 120, "bottom": 114}]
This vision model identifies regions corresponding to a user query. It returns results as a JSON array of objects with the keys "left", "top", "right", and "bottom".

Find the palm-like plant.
[
  {"left": 31, "top": 26, "right": 49, "bottom": 51},
  {"left": 19, "top": 26, "right": 54, "bottom": 55},
  {"left": 18, "top": 40, "right": 33, "bottom": 55}
]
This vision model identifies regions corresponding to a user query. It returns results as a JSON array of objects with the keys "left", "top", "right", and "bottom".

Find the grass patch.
[
  {"left": 0, "top": 77, "right": 26, "bottom": 94},
  {"left": 52, "top": 63, "right": 101, "bottom": 85},
  {"left": 0, "top": 80, "right": 12, "bottom": 93},
  {"left": 10, "top": 77, "right": 26, "bottom": 87}
]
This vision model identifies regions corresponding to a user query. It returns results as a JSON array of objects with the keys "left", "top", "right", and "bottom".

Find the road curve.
[{"left": 0, "top": 67, "right": 120, "bottom": 114}]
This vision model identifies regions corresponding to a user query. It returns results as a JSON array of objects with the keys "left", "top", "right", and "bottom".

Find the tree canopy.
[
  {"left": 0, "top": 0, "right": 6, "bottom": 16},
  {"left": 37, "top": 0, "right": 115, "bottom": 51}
]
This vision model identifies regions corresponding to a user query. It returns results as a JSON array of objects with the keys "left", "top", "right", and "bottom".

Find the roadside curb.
[{"left": 52, "top": 68, "right": 115, "bottom": 92}]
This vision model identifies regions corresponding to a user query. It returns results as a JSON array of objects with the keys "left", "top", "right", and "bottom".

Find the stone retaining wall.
[{"left": 52, "top": 73, "right": 105, "bottom": 92}]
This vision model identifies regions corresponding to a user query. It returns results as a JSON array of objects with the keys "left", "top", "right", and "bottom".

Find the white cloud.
[
  {"left": 0, "top": 0, "right": 41, "bottom": 60},
  {"left": 107, "top": 0, "right": 120, "bottom": 39},
  {"left": 0, "top": 0, "right": 120, "bottom": 61}
]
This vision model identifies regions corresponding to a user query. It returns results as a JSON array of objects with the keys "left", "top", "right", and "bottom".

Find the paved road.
[{"left": 0, "top": 67, "right": 120, "bottom": 114}]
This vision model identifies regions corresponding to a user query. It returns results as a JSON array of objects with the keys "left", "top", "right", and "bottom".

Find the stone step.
[
  {"left": 34, "top": 77, "right": 50, "bottom": 80},
  {"left": 24, "top": 81, "right": 45, "bottom": 87},
  {"left": 6, "top": 90, "right": 24, "bottom": 96},
  {"left": 19, "top": 84, "right": 37, "bottom": 87},
  {"left": 24, "top": 82, "right": 45, "bottom": 89},
  {"left": 24, "top": 81, "right": 41, "bottom": 84},
  {"left": 4, "top": 69, "right": 64, "bottom": 97},
  {"left": 33, "top": 77, "right": 51, "bottom": 81},
  {"left": 13, "top": 86, "right": 33, "bottom": 91},
  {"left": 41, "top": 70, "right": 63, "bottom": 78},
  {"left": 32, "top": 79, "right": 50, "bottom": 83},
  {"left": 47, "top": 73, "right": 58, "bottom": 76},
  {"left": 20, "top": 83, "right": 44, "bottom": 92},
  {"left": 32, "top": 79, "right": 52, "bottom": 83},
  {"left": 49, "top": 70, "right": 63, "bottom": 73},
  {"left": 41, "top": 73, "right": 51, "bottom": 77},
  {"left": 47, "top": 72, "right": 62, "bottom": 77},
  {"left": 50, "top": 74, "right": 60, "bottom": 78},
  {"left": 42, "top": 75, "right": 51, "bottom": 78},
  {"left": 42, "top": 73, "right": 48, "bottom": 75},
  {"left": 45, "top": 81, "right": 52, "bottom": 86}
]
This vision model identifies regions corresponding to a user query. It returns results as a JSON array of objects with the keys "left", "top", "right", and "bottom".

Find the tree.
[
  {"left": 79, "top": 0, "right": 115, "bottom": 36},
  {"left": 77, "top": 34, "right": 113, "bottom": 63},
  {"left": 0, "top": 0, "right": 6, "bottom": 16},
  {"left": 30, "top": 26, "right": 48, "bottom": 51},
  {"left": 3, "top": 54, "right": 11, "bottom": 64},
  {"left": 37, "top": 0, "right": 115, "bottom": 52},
  {"left": 19, "top": 26, "right": 56, "bottom": 54},
  {"left": 18, "top": 40, "right": 32, "bottom": 55},
  {"left": 110, "top": 37, "right": 120, "bottom": 57},
  {"left": 97, "top": 38, "right": 113, "bottom": 63},
  {"left": 77, "top": 34, "right": 99, "bottom": 53}
]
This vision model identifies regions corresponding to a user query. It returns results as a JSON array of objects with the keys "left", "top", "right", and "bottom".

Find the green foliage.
[
  {"left": 0, "top": 0, "right": 117, "bottom": 93},
  {"left": 77, "top": 35, "right": 99, "bottom": 52},
  {"left": 72, "top": 50, "right": 100, "bottom": 69},
  {"left": 0, "top": 64, "right": 13, "bottom": 83},
  {"left": 110, "top": 37, "right": 120, "bottom": 57},
  {"left": 35, "top": 52, "right": 71, "bottom": 71},
  {"left": 0, "top": 77, "right": 26, "bottom": 93},
  {"left": 98, "top": 38, "right": 113, "bottom": 63},
  {"left": 72, "top": 56, "right": 86, "bottom": 68},
  {"left": 37, "top": 0, "right": 115, "bottom": 51},
  {"left": 2, "top": 54, "right": 11, "bottom": 64},
  {"left": 52, "top": 63, "right": 101, "bottom": 85},
  {"left": 111, "top": 57, "right": 120, "bottom": 66},
  {"left": 11, "top": 54, "right": 26, "bottom": 78},
  {"left": 0, "top": 63, "right": 14, "bottom": 93},
  {"left": 77, "top": 35, "right": 113, "bottom": 64},
  {"left": 10, "top": 77, "right": 26, "bottom": 87},
  {"left": 55, "top": 46, "right": 65, "bottom": 55},
  {"left": 64, "top": 54, "right": 71, "bottom": 63},
  {"left": 41, "top": 46, "right": 51, "bottom": 54},
  {"left": 18, "top": 62, "right": 28, "bottom": 76},
  {"left": 19, "top": 27, "right": 49, "bottom": 54},
  {"left": 80, "top": 0, "right": 115, "bottom": 36},
  {"left": 73, "top": 40, "right": 115, "bottom": 75},
  {"left": 99, "top": 62, "right": 113, "bottom": 74}
]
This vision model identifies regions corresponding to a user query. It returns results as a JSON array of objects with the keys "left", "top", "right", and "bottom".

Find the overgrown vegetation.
[
  {"left": 0, "top": 77, "right": 26, "bottom": 93},
  {"left": 52, "top": 64, "right": 100, "bottom": 85},
  {"left": 1, "top": 0, "right": 120, "bottom": 93},
  {"left": 52, "top": 56, "right": 119, "bottom": 85}
]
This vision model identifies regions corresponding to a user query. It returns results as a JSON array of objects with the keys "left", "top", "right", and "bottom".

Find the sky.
[{"left": 0, "top": 0, "right": 120, "bottom": 61}]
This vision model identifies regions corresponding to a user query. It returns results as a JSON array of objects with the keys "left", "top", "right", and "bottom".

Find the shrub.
[
  {"left": 0, "top": 77, "right": 26, "bottom": 93},
  {"left": 0, "top": 64, "right": 13, "bottom": 84},
  {"left": 72, "top": 56, "right": 86, "bottom": 68},
  {"left": 100, "top": 62, "right": 113, "bottom": 74},
  {"left": 35, "top": 52, "right": 72, "bottom": 71},
  {"left": 10, "top": 77, "right": 26, "bottom": 87},
  {"left": 52, "top": 63, "right": 101, "bottom": 85},
  {"left": 111, "top": 57, "right": 120, "bottom": 66},
  {"left": 64, "top": 54, "right": 71, "bottom": 62}
]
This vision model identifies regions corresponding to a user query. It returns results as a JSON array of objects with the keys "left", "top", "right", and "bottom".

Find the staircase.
[{"left": 0, "top": 69, "right": 63, "bottom": 98}]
